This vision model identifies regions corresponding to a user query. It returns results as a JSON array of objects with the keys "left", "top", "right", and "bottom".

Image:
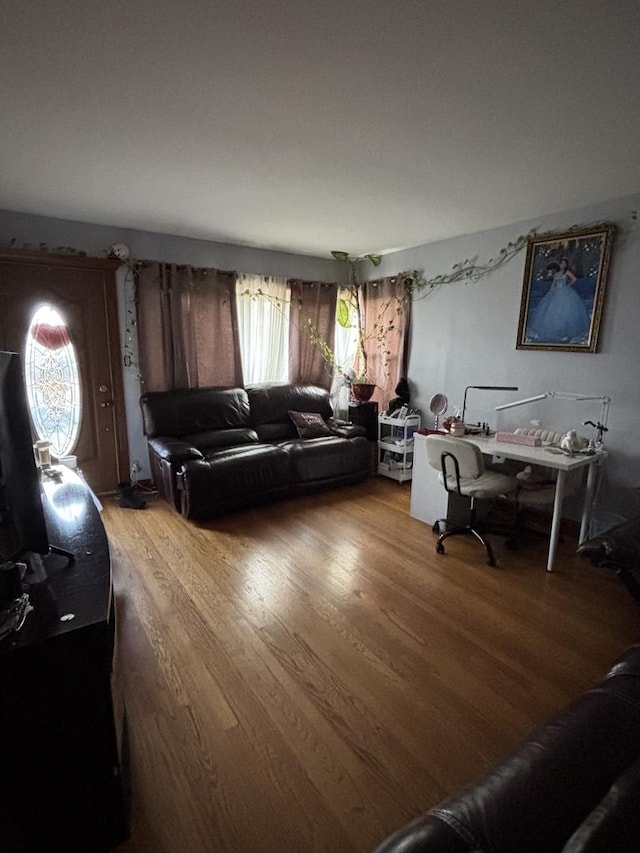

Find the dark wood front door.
[{"left": 0, "top": 249, "right": 128, "bottom": 493}]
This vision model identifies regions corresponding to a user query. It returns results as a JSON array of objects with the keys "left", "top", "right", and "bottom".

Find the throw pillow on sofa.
[{"left": 288, "top": 411, "right": 332, "bottom": 439}]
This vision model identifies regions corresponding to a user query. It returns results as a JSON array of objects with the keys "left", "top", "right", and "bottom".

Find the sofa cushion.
[
  {"left": 283, "top": 435, "right": 370, "bottom": 483},
  {"left": 288, "top": 410, "right": 332, "bottom": 439},
  {"left": 247, "top": 383, "right": 333, "bottom": 424},
  {"left": 255, "top": 422, "right": 298, "bottom": 442},
  {"left": 196, "top": 444, "right": 292, "bottom": 490},
  {"left": 140, "top": 387, "right": 250, "bottom": 437},
  {"left": 179, "top": 444, "right": 293, "bottom": 520},
  {"left": 182, "top": 427, "right": 259, "bottom": 450}
]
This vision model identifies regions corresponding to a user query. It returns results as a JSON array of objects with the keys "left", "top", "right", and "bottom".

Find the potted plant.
[{"left": 306, "top": 250, "right": 383, "bottom": 398}]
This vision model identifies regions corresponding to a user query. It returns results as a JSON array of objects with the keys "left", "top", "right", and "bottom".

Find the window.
[
  {"left": 24, "top": 304, "right": 81, "bottom": 457},
  {"left": 236, "top": 275, "right": 289, "bottom": 384}
]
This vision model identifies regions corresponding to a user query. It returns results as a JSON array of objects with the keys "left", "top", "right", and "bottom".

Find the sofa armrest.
[
  {"left": 148, "top": 436, "right": 204, "bottom": 463},
  {"left": 577, "top": 517, "right": 640, "bottom": 565},
  {"left": 578, "top": 516, "right": 640, "bottom": 603},
  {"left": 563, "top": 753, "right": 640, "bottom": 852},
  {"left": 374, "top": 813, "right": 471, "bottom": 852},
  {"left": 328, "top": 419, "right": 366, "bottom": 439}
]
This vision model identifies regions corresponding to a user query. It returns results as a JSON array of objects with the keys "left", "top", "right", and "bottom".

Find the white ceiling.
[{"left": 3, "top": 0, "right": 640, "bottom": 258}]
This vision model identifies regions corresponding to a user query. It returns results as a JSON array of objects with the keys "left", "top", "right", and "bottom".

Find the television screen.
[{"left": 0, "top": 351, "right": 49, "bottom": 563}]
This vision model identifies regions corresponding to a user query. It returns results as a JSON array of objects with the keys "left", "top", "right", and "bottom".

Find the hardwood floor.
[{"left": 103, "top": 478, "right": 638, "bottom": 853}]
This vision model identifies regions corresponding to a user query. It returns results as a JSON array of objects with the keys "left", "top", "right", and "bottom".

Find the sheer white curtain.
[{"left": 236, "top": 274, "right": 289, "bottom": 384}]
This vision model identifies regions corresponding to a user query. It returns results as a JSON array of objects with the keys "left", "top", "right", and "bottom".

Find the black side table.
[{"left": 348, "top": 401, "right": 379, "bottom": 441}]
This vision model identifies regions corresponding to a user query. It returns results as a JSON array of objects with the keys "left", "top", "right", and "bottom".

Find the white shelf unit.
[{"left": 377, "top": 413, "right": 421, "bottom": 482}]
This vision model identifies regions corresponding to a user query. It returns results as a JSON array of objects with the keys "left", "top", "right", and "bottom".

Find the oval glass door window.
[{"left": 24, "top": 305, "right": 81, "bottom": 458}]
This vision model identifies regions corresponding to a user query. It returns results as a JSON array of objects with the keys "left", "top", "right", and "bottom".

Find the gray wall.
[
  {"left": 375, "top": 192, "right": 640, "bottom": 529},
  {"left": 2, "top": 198, "right": 638, "bottom": 529}
]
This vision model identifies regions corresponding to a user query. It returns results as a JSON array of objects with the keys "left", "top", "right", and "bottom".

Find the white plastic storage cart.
[{"left": 377, "top": 413, "right": 421, "bottom": 482}]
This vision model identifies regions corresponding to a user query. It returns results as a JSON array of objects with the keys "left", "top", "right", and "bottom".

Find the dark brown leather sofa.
[
  {"left": 140, "top": 382, "right": 371, "bottom": 520},
  {"left": 374, "top": 643, "right": 640, "bottom": 853}
]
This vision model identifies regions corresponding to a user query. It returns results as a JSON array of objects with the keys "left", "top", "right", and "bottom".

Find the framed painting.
[{"left": 516, "top": 223, "right": 615, "bottom": 352}]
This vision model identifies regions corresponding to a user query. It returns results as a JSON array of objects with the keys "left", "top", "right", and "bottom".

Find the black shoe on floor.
[{"left": 117, "top": 481, "right": 147, "bottom": 509}]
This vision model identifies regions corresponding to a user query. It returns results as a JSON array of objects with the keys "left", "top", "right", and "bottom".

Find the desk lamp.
[
  {"left": 461, "top": 386, "right": 519, "bottom": 427},
  {"left": 495, "top": 391, "right": 611, "bottom": 447}
]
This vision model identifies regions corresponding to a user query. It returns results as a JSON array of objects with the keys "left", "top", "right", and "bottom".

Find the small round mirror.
[{"left": 429, "top": 393, "right": 448, "bottom": 430}]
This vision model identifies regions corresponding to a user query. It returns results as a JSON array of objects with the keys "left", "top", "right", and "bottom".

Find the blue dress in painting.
[{"left": 527, "top": 272, "right": 590, "bottom": 344}]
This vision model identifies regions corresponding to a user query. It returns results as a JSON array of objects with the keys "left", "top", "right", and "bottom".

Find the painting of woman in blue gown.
[
  {"left": 526, "top": 258, "right": 591, "bottom": 344},
  {"left": 517, "top": 224, "right": 614, "bottom": 352}
]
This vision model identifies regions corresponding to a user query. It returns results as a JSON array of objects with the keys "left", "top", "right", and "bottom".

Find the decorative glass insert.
[{"left": 24, "top": 305, "right": 81, "bottom": 458}]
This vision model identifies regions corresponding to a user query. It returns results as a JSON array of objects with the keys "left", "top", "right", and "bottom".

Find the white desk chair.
[{"left": 426, "top": 434, "right": 520, "bottom": 567}]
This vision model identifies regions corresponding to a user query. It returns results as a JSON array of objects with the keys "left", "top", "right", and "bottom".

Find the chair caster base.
[{"left": 436, "top": 543, "right": 445, "bottom": 555}]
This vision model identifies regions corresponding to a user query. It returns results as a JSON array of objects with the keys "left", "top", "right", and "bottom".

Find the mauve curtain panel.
[
  {"left": 288, "top": 279, "right": 337, "bottom": 389},
  {"left": 362, "top": 276, "right": 412, "bottom": 409},
  {"left": 136, "top": 261, "right": 243, "bottom": 392}
]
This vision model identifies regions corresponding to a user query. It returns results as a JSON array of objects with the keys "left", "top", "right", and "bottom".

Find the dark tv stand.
[
  {"left": 48, "top": 543, "right": 75, "bottom": 563},
  {"left": 0, "top": 468, "right": 129, "bottom": 852}
]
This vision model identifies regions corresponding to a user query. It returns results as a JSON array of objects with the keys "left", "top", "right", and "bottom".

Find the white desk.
[{"left": 410, "top": 432, "right": 604, "bottom": 572}]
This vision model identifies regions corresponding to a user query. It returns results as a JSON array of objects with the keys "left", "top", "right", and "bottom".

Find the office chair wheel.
[
  {"left": 486, "top": 555, "right": 497, "bottom": 567},
  {"left": 436, "top": 542, "right": 445, "bottom": 555},
  {"left": 432, "top": 521, "right": 440, "bottom": 534}
]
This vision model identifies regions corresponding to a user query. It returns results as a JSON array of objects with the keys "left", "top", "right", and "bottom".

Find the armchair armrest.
[
  {"left": 148, "top": 436, "right": 204, "bottom": 463},
  {"left": 578, "top": 516, "right": 640, "bottom": 603}
]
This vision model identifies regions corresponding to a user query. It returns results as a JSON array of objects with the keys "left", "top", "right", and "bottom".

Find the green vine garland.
[
  {"left": 0, "top": 230, "right": 532, "bottom": 381},
  {"left": 391, "top": 232, "right": 532, "bottom": 301}
]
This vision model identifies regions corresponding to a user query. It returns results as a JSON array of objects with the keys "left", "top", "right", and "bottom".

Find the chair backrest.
[{"left": 426, "top": 435, "right": 485, "bottom": 484}]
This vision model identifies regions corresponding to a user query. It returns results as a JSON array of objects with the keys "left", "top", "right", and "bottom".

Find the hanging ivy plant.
[
  {"left": 392, "top": 232, "right": 532, "bottom": 300},
  {"left": 311, "top": 233, "right": 533, "bottom": 383}
]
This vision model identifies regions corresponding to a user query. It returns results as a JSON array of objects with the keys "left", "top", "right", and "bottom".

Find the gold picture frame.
[{"left": 516, "top": 224, "right": 615, "bottom": 352}]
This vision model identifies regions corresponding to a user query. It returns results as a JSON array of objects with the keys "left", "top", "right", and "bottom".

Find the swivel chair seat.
[{"left": 426, "top": 434, "right": 519, "bottom": 566}]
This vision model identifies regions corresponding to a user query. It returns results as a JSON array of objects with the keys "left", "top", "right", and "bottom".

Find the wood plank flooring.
[{"left": 103, "top": 478, "right": 639, "bottom": 853}]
